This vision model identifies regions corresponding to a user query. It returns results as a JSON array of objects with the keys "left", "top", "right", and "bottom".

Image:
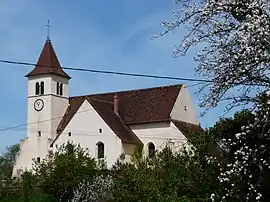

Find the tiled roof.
[
  {"left": 172, "top": 119, "right": 222, "bottom": 156},
  {"left": 89, "top": 84, "right": 182, "bottom": 124},
  {"left": 172, "top": 119, "right": 204, "bottom": 138},
  {"left": 54, "top": 84, "right": 182, "bottom": 145},
  {"left": 25, "top": 40, "right": 71, "bottom": 79},
  {"left": 87, "top": 97, "right": 142, "bottom": 144}
]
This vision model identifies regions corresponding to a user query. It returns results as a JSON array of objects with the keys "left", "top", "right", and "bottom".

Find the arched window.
[
  {"left": 96, "top": 142, "right": 104, "bottom": 159},
  {"left": 40, "top": 81, "right": 44, "bottom": 95},
  {"left": 35, "top": 82, "right": 40, "bottom": 95},
  {"left": 56, "top": 82, "right": 59, "bottom": 95},
  {"left": 148, "top": 142, "right": 155, "bottom": 158},
  {"left": 59, "top": 83, "right": 63, "bottom": 96}
]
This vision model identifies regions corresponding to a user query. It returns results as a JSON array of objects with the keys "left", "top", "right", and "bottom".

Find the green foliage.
[
  {"left": 0, "top": 194, "right": 57, "bottom": 202},
  {"left": 2, "top": 108, "right": 268, "bottom": 201},
  {"left": 210, "top": 94, "right": 270, "bottom": 201},
  {"left": 0, "top": 178, "right": 23, "bottom": 200},
  {"left": 34, "top": 141, "right": 98, "bottom": 201},
  {"left": 110, "top": 133, "right": 220, "bottom": 202},
  {"left": 0, "top": 144, "right": 19, "bottom": 179},
  {"left": 209, "top": 110, "right": 254, "bottom": 148}
]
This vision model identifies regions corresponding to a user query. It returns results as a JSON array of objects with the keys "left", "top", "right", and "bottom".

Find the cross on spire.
[{"left": 46, "top": 20, "right": 51, "bottom": 40}]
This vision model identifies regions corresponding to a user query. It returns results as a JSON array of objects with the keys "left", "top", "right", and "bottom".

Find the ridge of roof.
[
  {"left": 70, "top": 84, "right": 183, "bottom": 98},
  {"left": 25, "top": 39, "right": 71, "bottom": 79}
]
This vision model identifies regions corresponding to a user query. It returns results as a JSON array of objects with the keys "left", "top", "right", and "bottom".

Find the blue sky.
[{"left": 0, "top": 0, "right": 237, "bottom": 153}]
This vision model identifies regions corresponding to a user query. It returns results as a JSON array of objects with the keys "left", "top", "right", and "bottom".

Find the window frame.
[
  {"left": 35, "top": 82, "right": 40, "bottom": 95},
  {"left": 59, "top": 83, "right": 63, "bottom": 96},
  {"left": 148, "top": 142, "right": 156, "bottom": 159},
  {"left": 40, "top": 81, "right": 44, "bottom": 95},
  {"left": 96, "top": 142, "right": 105, "bottom": 159}
]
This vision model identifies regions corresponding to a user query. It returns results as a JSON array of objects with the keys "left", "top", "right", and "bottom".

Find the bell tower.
[
  {"left": 25, "top": 38, "right": 71, "bottom": 163},
  {"left": 12, "top": 21, "right": 72, "bottom": 176}
]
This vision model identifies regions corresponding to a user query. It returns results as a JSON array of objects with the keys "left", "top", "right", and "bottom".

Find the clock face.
[{"left": 34, "top": 99, "right": 44, "bottom": 111}]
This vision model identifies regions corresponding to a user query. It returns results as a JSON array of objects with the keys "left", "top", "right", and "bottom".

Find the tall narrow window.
[
  {"left": 37, "top": 157, "right": 41, "bottom": 163},
  {"left": 59, "top": 83, "right": 63, "bottom": 96},
  {"left": 38, "top": 131, "right": 41, "bottom": 137},
  {"left": 56, "top": 82, "right": 59, "bottom": 95},
  {"left": 96, "top": 142, "right": 104, "bottom": 159},
  {"left": 148, "top": 142, "right": 155, "bottom": 158},
  {"left": 35, "top": 82, "right": 40, "bottom": 95},
  {"left": 40, "top": 81, "right": 44, "bottom": 95}
]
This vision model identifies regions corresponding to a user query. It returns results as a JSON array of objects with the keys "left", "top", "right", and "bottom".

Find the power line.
[
  {"left": 0, "top": 108, "right": 95, "bottom": 133},
  {"left": 0, "top": 96, "right": 113, "bottom": 133},
  {"left": 0, "top": 59, "right": 212, "bottom": 83},
  {"left": 0, "top": 56, "right": 266, "bottom": 133},
  {"left": 0, "top": 85, "right": 198, "bottom": 134},
  {"left": 1, "top": 58, "right": 268, "bottom": 86},
  {"left": 24, "top": 128, "right": 187, "bottom": 140}
]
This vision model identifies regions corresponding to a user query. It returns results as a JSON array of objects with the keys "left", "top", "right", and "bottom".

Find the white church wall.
[
  {"left": 28, "top": 76, "right": 52, "bottom": 97},
  {"left": 13, "top": 75, "right": 71, "bottom": 177},
  {"left": 51, "top": 96, "right": 69, "bottom": 139},
  {"left": 51, "top": 75, "right": 69, "bottom": 97},
  {"left": 26, "top": 77, "right": 54, "bottom": 173},
  {"left": 129, "top": 121, "right": 188, "bottom": 155},
  {"left": 170, "top": 85, "right": 199, "bottom": 125},
  {"left": 50, "top": 75, "right": 69, "bottom": 138},
  {"left": 13, "top": 131, "right": 53, "bottom": 176},
  {"left": 27, "top": 77, "right": 51, "bottom": 137},
  {"left": 28, "top": 75, "right": 69, "bottom": 140},
  {"left": 27, "top": 76, "right": 67, "bottom": 165},
  {"left": 27, "top": 76, "right": 53, "bottom": 137},
  {"left": 12, "top": 137, "right": 46, "bottom": 176},
  {"left": 121, "top": 143, "right": 138, "bottom": 163},
  {"left": 12, "top": 138, "right": 30, "bottom": 177},
  {"left": 52, "top": 99, "right": 123, "bottom": 168}
]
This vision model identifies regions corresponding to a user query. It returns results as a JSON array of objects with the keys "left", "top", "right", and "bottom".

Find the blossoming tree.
[
  {"left": 209, "top": 93, "right": 270, "bottom": 201},
  {"left": 159, "top": 0, "right": 270, "bottom": 111}
]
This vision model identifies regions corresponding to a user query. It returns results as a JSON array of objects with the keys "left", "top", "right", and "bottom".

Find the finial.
[{"left": 46, "top": 20, "right": 51, "bottom": 41}]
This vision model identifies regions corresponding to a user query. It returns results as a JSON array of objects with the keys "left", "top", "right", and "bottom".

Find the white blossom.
[
  {"left": 72, "top": 175, "right": 113, "bottom": 202},
  {"left": 159, "top": 0, "right": 270, "bottom": 112}
]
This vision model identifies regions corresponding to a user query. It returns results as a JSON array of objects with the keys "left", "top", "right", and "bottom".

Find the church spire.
[
  {"left": 25, "top": 39, "right": 71, "bottom": 79},
  {"left": 46, "top": 20, "right": 51, "bottom": 41}
]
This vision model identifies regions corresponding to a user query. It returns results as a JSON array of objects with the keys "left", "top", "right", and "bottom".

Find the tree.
[
  {"left": 34, "top": 141, "right": 98, "bottom": 202},
  {"left": 159, "top": 0, "right": 270, "bottom": 112},
  {"left": 209, "top": 109, "right": 254, "bottom": 154},
  {"left": 72, "top": 174, "right": 113, "bottom": 202},
  {"left": 0, "top": 144, "right": 19, "bottom": 179},
  {"left": 110, "top": 136, "right": 221, "bottom": 202},
  {"left": 207, "top": 93, "right": 270, "bottom": 201}
]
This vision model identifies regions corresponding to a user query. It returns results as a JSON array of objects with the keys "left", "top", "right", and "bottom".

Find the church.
[{"left": 12, "top": 38, "right": 202, "bottom": 177}]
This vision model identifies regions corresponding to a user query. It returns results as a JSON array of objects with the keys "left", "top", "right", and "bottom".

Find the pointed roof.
[{"left": 25, "top": 39, "right": 71, "bottom": 79}]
